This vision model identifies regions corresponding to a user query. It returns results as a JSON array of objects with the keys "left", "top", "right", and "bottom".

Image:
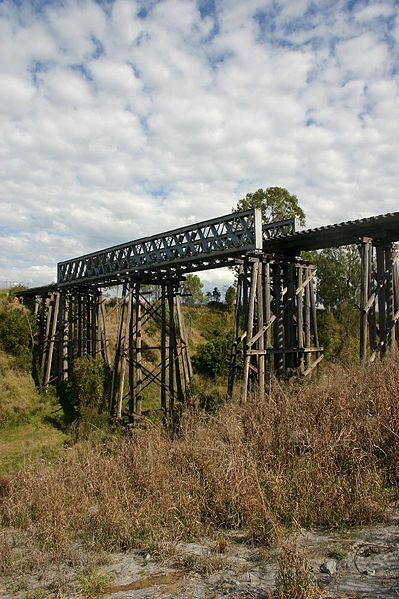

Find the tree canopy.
[
  {"left": 310, "top": 245, "right": 361, "bottom": 311},
  {"left": 181, "top": 274, "right": 204, "bottom": 306},
  {"left": 234, "top": 186, "right": 305, "bottom": 226}
]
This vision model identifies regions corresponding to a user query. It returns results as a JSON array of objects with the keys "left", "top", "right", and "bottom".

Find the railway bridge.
[{"left": 19, "top": 209, "right": 399, "bottom": 419}]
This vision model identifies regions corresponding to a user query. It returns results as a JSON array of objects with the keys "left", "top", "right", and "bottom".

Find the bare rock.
[{"left": 320, "top": 559, "right": 337, "bottom": 575}]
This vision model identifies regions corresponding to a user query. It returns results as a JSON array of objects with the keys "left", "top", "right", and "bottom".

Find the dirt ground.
[{"left": 1, "top": 504, "right": 398, "bottom": 598}]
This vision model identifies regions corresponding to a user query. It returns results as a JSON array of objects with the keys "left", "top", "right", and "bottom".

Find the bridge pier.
[
  {"left": 228, "top": 253, "right": 323, "bottom": 401},
  {"left": 106, "top": 280, "right": 192, "bottom": 422},
  {"left": 359, "top": 238, "right": 399, "bottom": 361},
  {"left": 33, "top": 281, "right": 192, "bottom": 421}
]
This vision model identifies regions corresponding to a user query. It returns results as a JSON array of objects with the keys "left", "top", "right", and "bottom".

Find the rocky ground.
[{"left": 1, "top": 505, "right": 398, "bottom": 598}]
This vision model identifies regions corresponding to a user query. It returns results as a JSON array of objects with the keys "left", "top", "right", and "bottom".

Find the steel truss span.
[{"left": 57, "top": 209, "right": 298, "bottom": 286}]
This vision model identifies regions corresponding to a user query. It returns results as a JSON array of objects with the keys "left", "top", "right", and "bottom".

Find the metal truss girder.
[{"left": 57, "top": 210, "right": 297, "bottom": 286}]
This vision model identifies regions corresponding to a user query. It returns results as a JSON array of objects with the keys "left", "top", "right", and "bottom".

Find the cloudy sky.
[{"left": 0, "top": 0, "right": 398, "bottom": 289}]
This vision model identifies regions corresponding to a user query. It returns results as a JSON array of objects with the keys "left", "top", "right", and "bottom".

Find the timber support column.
[{"left": 359, "top": 239, "right": 399, "bottom": 361}]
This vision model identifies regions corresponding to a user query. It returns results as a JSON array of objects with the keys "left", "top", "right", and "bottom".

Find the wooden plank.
[
  {"left": 360, "top": 238, "right": 371, "bottom": 361},
  {"left": 44, "top": 292, "right": 60, "bottom": 386},
  {"left": 242, "top": 259, "right": 259, "bottom": 403},
  {"left": 376, "top": 244, "right": 387, "bottom": 355},
  {"left": 297, "top": 266, "right": 304, "bottom": 374},
  {"left": 110, "top": 284, "right": 127, "bottom": 416},
  {"left": 227, "top": 266, "right": 243, "bottom": 400},
  {"left": 303, "top": 353, "right": 324, "bottom": 377},
  {"left": 257, "top": 261, "right": 265, "bottom": 401},
  {"left": 161, "top": 285, "right": 167, "bottom": 415}
]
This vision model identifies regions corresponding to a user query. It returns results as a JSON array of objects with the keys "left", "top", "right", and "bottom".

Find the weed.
[
  {"left": 274, "top": 539, "right": 323, "bottom": 599},
  {"left": 25, "top": 590, "right": 51, "bottom": 599},
  {"left": 76, "top": 567, "right": 110, "bottom": 599},
  {"left": 327, "top": 549, "right": 347, "bottom": 561},
  {"left": 174, "top": 553, "right": 227, "bottom": 575}
]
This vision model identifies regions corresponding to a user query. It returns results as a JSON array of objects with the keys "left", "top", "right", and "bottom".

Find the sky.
[{"left": 0, "top": 0, "right": 398, "bottom": 290}]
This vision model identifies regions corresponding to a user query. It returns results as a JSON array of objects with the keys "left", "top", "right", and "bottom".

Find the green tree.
[
  {"left": 181, "top": 274, "right": 204, "bottom": 306},
  {"left": 58, "top": 356, "right": 108, "bottom": 425},
  {"left": 310, "top": 245, "right": 361, "bottom": 310},
  {"left": 212, "top": 287, "right": 221, "bottom": 303},
  {"left": 225, "top": 285, "right": 236, "bottom": 310},
  {"left": 308, "top": 245, "right": 361, "bottom": 362},
  {"left": 234, "top": 186, "right": 305, "bottom": 225},
  {"left": 192, "top": 336, "right": 231, "bottom": 379}
]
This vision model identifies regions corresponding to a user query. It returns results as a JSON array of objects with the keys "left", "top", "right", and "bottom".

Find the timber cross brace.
[{"left": 19, "top": 208, "right": 399, "bottom": 419}]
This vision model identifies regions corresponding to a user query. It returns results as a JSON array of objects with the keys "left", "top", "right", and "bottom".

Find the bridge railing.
[{"left": 57, "top": 209, "right": 297, "bottom": 286}]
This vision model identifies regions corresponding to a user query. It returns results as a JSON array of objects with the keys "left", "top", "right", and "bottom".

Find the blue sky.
[{"left": 0, "top": 0, "right": 398, "bottom": 288}]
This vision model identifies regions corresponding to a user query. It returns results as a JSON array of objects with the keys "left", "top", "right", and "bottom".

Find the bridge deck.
[{"left": 264, "top": 211, "right": 399, "bottom": 253}]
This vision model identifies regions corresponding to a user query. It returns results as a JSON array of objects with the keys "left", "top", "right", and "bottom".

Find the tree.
[
  {"left": 212, "top": 287, "right": 221, "bottom": 303},
  {"left": 181, "top": 274, "right": 204, "bottom": 306},
  {"left": 225, "top": 285, "right": 236, "bottom": 310},
  {"left": 310, "top": 245, "right": 361, "bottom": 310},
  {"left": 234, "top": 186, "right": 305, "bottom": 226},
  {"left": 308, "top": 245, "right": 361, "bottom": 362},
  {"left": 192, "top": 336, "right": 231, "bottom": 379}
]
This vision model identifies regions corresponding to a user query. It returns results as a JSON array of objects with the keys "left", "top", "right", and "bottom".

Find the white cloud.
[{"left": 0, "top": 0, "right": 398, "bottom": 289}]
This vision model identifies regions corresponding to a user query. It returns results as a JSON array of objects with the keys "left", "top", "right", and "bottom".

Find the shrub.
[
  {"left": 0, "top": 299, "right": 35, "bottom": 371},
  {"left": 58, "top": 357, "right": 108, "bottom": 426},
  {"left": 192, "top": 336, "right": 231, "bottom": 379}
]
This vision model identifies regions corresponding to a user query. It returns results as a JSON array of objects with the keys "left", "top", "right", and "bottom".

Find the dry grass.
[
  {"left": 274, "top": 539, "right": 323, "bottom": 598},
  {"left": 1, "top": 358, "right": 398, "bottom": 560}
]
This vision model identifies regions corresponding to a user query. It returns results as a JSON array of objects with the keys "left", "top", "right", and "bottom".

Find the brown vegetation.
[{"left": 1, "top": 358, "right": 398, "bottom": 561}]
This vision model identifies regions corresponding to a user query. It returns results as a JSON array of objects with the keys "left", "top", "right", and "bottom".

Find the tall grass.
[
  {"left": 0, "top": 350, "right": 45, "bottom": 426},
  {"left": 1, "top": 359, "right": 398, "bottom": 556}
]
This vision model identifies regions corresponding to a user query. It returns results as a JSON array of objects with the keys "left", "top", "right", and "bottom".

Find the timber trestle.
[
  {"left": 227, "top": 254, "right": 322, "bottom": 401},
  {"left": 19, "top": 208, "right": 399, "bottom": 414}
]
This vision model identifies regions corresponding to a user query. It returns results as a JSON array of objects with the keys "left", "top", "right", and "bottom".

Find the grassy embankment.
[
  {"left": 0, "top": 349, "right": 68, "bottom": 474},
  {"left": 0, "top": 293, "right": 68, "bottom": 474}
]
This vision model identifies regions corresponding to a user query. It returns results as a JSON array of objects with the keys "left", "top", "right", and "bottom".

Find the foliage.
[
  {"left": 206, "top": 287, "right": 222, "bottom": 305},
  {"left": 0, "top": 350, "right": 46, "bottom": 427},
  {"left": 59, "top": 357, "right": 108, "bottom": 425},
  {"left": 306, "top": 245, "right": 361, "bottom": 361},
  {"left": 318, "top": 304, "right": 359, "bottom": 363},
  {"left": 181, "top": 274, "right": 204, "bottom": 306},
  {"left": 234, "top": 186, "right": 306, "bottom": 225},
  {"left": 310, "top": 245, "right": 361, "bottom": 310},
  {"left": 225, "top": 285, "right": 236, "bottom": 310},
  {"left": 0, "top": 298, "right": 36, "bottom": 371},
  {"left": 192, "top": 336, "right": 230, "bottom": 379}
]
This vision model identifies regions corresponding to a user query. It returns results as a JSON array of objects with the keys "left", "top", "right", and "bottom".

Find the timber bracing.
[
  {"left": 359, "top": 238, "right": 399, "bottom": 361},
  {"left": 33, "top": 282, "right": 192, "bottom": 420},
  {"left": 19, "top": 209, "right": 399, "bottom": 413},
  {"left": 227, "top": 255, "right": 323, "bottom": 401},
  {"left": 36, "top": 289, "right": 109, "bottom": 386}
]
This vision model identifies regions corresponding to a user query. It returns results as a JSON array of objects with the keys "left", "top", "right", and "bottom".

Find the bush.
[
  {"left": 0, "top": 299, "right": 35, "bottom": 371},
  {"left": 58, "top": 357, "right": 108, "bottom": 426},
  {"left": 0, "top": 350, "right": 44, "bottom": 426},
  {"left": 192, "top": 336, "right": 231, "bottom": 379}
]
